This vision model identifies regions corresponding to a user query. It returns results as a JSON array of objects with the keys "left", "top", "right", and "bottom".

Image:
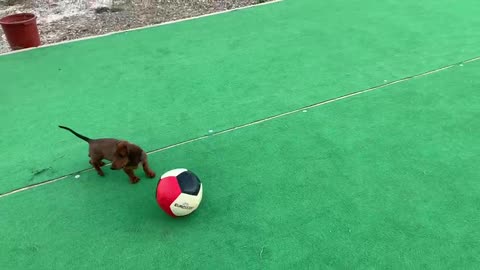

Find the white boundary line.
[
  {"left": 1, "top": 176, "right": 70, "bottom": 198},
  {"left": 1, "top": 56, "right": 478, "bottom": 199},
  {"left": 0, "top": 0, "right": 283, "bottom": 57},
  {"left": 464, "top": 56, "right": 480, "bottom": 63}
]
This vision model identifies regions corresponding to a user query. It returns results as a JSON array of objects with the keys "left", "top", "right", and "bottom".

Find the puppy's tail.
[{"left": 58, "top": 125, "right": 91, "bottom": 143}]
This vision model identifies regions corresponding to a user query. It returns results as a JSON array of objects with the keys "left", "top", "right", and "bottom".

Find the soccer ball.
[{"left": 155, "top": 168, "right": 203, "bottom": 217}]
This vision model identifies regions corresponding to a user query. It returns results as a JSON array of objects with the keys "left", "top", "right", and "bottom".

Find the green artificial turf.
[
  {"left": 2, "top": 0, "right": 480, "bottom": 193},
  {"left": 0, "top": 59, "right": 478, "bottom": 269}
]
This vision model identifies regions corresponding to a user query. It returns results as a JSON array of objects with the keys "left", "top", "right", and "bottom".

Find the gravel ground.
[{"left": 0, "top": 0, "right": 272, "bottom": 54}]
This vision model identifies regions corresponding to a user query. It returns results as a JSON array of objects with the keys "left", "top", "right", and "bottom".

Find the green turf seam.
[{"left": 1, "top": 54, "right": 479, "bottom": 199}]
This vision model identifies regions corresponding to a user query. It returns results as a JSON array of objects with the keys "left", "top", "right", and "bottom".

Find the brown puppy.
[{"left": 58, "top": 125, "right": 155, "bottom": 184}]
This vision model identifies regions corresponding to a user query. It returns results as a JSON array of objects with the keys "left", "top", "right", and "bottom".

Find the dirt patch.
[{"left": 0, "top": 0, "right": 273, "bottom": 54}]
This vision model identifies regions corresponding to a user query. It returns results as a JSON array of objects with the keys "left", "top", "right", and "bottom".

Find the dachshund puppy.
[{"left": 59, "top": 126, "right": 155, "bottom": 184}]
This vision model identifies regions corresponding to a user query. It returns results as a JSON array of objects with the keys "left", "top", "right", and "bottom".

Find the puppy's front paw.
[
  {"left": 129, "top": 176, "right": 140, "bottom": 184},
  {"left": 146, "top": 171, "right": 156, "bottom": 179}
]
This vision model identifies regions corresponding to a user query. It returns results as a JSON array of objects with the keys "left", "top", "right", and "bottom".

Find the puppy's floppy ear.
[
  {"left": 116, "top": 141, "right": 129, "bottom": 157},
  {"left": 126, "top": 144, "right": 143, "bottom": 165}
]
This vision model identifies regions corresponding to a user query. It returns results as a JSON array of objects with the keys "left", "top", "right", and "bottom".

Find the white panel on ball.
[
  {"left": 169, "top": 185, "right": 203, "bottom": 216},
  {"left": 160, "top": 168, "right": 187, "bottom": 179}
]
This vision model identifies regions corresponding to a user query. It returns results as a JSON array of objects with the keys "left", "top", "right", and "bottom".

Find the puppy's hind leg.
[
  {"left": 89, "top": 155, "right": 105, "bottom": 176},
  {"left": 89, "top": 158, "right": 105, "bottom": 167}
]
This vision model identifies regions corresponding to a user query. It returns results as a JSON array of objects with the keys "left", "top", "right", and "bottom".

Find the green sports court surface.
[{"left": 1, "top": 0, "right": 479, "bottom": 268}]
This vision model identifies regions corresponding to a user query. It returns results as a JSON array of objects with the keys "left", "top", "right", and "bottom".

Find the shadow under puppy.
[{"left": 58, "top": 125, "right": 156, "bottom": 184}]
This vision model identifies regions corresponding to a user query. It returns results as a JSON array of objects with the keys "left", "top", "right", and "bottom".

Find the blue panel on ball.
[{"left": 177, "top": 171, "right": 201, "bottom": 195}]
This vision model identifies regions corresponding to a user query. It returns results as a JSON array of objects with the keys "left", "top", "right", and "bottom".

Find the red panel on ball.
[{"left": 156, "top": 176, "right": 182, "bottom": 217}]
